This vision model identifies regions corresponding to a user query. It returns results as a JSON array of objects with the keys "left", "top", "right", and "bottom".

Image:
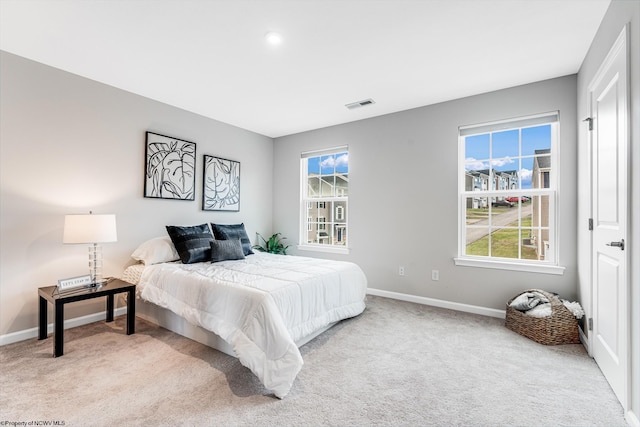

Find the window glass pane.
[
  {"left": 465, "top": 196, "right": 488, "bottom": 223},
  {"left": 320, "top": 155, "right": 335, "bottom": 175},
  {"left": 336, "top": 174, "right": 348, "bottom": 197},
  {"left": 530, "top": 195, "right": 551, "bottom": 260},
  {"left": 531, "top": 195, "right": 550, "bottom": 227},
  {"left": 520, "top": 158, "right": 534, "bottom": 189},
  {"left": 465, "top": 198, "right": 490, "bottom": 254},
  {"left": 532, "top": 152, "right": 551, "bottom": 188},
  {"left": 335, "top": 225, "right": 347, "bottom": 245},
  {"left": 335, "top": 152, "right": 349, "bottom": 174},
  {"left": 490, "top": 225, "right": 520, "bottom": 259},
  {"left": 305, "top": 222, "right": 317, "bottom": 244},
  {"left": 492, "top": 169, "right": 519, "bottom": 190},
  {"left": 334, "top": 201, "right": 347, "bottom": 221},
  {"left": 320, "top": 175, "right": 335, "bottom": 197},
  {"left": 522, "top": 125, "right": 551, "bottom": 156},
  {"left": 529, "top": 226, "right": 551, "bottom": 260},
  {"left": 505, "top": 195, "right": 531, "bottom": 207},
  {"left": 492, "top": 158, "right": 518, "bottom": 175},
  {"left": 317, "top": 226, "right": 330, "bottom": 244},
  {"left": 307, "top": 176, "right": 320, "bottom": 197},
  {"left": 465, "top": 163, "right": 489, "bottom": 175},
  {"left": 465, "top": 170, "right": 490, "bottom": 192},
  {"left": 521, "top": 227, "right": 538, "bottom": 260},
  {"left": 307, "top": 156, "right": 320, "bottom": 175},
  {"left": 465, "top": 134, "right": 490, "bottom": 161},
  {"left": 492, "top": 129, "right": 519, "bottom": 158},
  {"left": 490, "top": 196, "right": 515, "bottom": 209},
  {"left": 465, "top": 227, "right": 489, "bottom": 256}
]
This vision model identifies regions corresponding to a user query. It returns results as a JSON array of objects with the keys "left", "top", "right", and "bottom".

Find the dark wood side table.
[{"left": 38, "top": 278, "right": 136, "bottom": 357}]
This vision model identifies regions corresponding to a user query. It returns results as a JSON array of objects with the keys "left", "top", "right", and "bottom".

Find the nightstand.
[{"left": 38, "top": 278, "right": 136, "bottom": 357}]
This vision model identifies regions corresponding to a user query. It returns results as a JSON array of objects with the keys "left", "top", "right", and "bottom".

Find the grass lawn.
[{"left": 466, "top": 215, "right": 538, "bottom": 259}]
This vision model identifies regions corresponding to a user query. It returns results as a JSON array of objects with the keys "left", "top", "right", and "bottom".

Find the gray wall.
[
  {"left": 273, "top": 75, "right": 578, "bottom": 310},
  {"left": 577, "top": 0, "right": 639, "bottom": 419},
  {"left": 0, "top": 52, "right": 274, "bottom": 336}
]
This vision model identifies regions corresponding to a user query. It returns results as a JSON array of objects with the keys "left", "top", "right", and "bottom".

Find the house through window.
[
  {"left": 301, "top": 147, "right": 349, "bottom": 252},
  {"left": 456, "top": 112, "right": 559, "bottom": 271}
]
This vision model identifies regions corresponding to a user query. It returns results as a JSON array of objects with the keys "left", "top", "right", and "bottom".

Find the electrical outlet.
[
  {"left": 399, "top": 266, "right": 405, "bottom": 276},
  {"left": 431, "top": 270, "right": 439, "bottom": 281}
]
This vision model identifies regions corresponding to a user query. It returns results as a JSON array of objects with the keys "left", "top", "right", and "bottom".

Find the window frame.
[
  {"left": 454, "top": 112, "right": 565, "bottom": 275},
  {"left": 299, "top": 146, "right": 350, "bottom": 254}
]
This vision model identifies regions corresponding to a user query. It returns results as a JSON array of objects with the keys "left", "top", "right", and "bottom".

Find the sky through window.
[{"left": 464, "top": 125, "right": 551, "bottom": 189}]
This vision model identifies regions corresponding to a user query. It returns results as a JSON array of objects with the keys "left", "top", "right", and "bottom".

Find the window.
[
  {"left": 455, "top": 112, "right": 563, "bottom": 274},
  {"left": 318, "top": 217, "right": 326, "bottom": 230},
  {"left": 300, "top": 147, "right": 349, "bottom": 253}
]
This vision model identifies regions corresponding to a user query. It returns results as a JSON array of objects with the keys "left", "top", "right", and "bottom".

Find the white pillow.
[{"left": 131, "top": 236, "right": 180, "bottom": 265}]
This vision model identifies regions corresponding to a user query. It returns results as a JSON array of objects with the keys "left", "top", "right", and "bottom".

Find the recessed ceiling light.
[{"left": 265, "top": 31, "right": 283, "bottom": 45}]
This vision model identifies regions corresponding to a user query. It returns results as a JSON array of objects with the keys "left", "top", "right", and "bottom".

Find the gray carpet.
[{"left": 0, "top": 295, "right": 626, "bottom": 426}]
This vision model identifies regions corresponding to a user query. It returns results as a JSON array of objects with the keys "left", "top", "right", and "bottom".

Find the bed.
[{"left": 121, "top": 228, "right": 367, "bottom": 398}]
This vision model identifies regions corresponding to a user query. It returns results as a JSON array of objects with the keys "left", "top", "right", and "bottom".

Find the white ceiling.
[{"left": 0, "top": 0, "right": 610, "bottom": 138}]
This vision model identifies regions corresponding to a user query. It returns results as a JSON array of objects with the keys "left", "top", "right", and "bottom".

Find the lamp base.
[
  {"left": 86, "top": 280, "right": 106, "bottom": 289},
  {"left": 88, "top": 243, "right": 104, "bottom": 286}
]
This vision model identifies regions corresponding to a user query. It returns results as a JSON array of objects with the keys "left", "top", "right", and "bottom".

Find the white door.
[{"left": 589, "top": 26, "right": 629, "bottom": 408}]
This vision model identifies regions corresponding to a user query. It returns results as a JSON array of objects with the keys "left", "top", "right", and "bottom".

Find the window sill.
[
  {"left": 453, "top": 257, "right": 565, "bottom": 275},
  {"left": 297, "top": 245, "right": 350, "bottom": 255}
]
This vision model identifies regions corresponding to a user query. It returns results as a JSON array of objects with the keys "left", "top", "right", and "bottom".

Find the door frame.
[{"left": 587, "top": 24, "right": 631, "bottom": 411}]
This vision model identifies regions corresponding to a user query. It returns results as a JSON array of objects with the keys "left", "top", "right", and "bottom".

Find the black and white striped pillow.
[{"left": 166, "top": 223, "right": 213, "bottom": 264}]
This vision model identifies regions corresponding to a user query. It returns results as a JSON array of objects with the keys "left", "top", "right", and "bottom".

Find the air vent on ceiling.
[{"left": 345, "top": 98, "right": 375, "bottom": 110}]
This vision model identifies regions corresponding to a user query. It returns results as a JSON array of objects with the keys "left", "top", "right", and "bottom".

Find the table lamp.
[{"left": 63, "top": 212, "right": 117, "bottom": 286}]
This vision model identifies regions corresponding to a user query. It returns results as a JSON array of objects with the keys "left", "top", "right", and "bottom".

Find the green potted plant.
[{"left": 253, "top": 233, "right": 290, "bottom": 255}]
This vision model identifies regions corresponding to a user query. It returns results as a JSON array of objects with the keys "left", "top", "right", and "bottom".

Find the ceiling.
[{"left": 0, "top": 0, "right": 611, "bottom": 138}]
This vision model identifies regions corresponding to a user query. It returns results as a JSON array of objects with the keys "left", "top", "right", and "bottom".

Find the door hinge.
[
  {"left": 588, "top": 218, "right": 593, "bottom": 230},
  {"left": 583, "top": 117, "right": 593, "bottom": 131},
  {"left": 588, "top": 318, "right": 593, "bottom": 331}
]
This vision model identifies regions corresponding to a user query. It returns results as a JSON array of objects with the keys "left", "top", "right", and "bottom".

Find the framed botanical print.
[
  {"left": 203, "top": 155, "right": 240, "bottom": 211},
  {"left": 144, "top": 132, "right": 196, "bottom": 200}
]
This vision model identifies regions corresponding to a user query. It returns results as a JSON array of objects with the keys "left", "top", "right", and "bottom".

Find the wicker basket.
[{"left": 505, "top": 289, "right": 580, "bottom": 345}]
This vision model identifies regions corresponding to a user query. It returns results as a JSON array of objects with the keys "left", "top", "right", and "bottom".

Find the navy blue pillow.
[
  {"left": 210, "top": 239, "right": 245, "bottom": 263},
  {"left": 210, "top": 223, "right": 254, "bottom": 256},
  {"left": 166, "top": 224, "right": 213, "bottom": 264}
]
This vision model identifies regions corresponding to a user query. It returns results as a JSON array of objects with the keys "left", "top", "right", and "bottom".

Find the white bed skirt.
[{"left": 136, "top": 298, "right": 335, "bottom": 358}]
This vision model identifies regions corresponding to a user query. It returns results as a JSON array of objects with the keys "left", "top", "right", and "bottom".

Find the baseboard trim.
[
  {"left": 2, "top": 290, "right": 505, "bottom": 345},
  {"left": 0, "top": 307, "right": 128, "bottom": 346},
  {"left": 367, "top": 288, "right": 506, "bottom": 319},
  {"left": 579, "top": 325, "right": 590, "bottom": 354},
  {"left": 627, "top": 410, "right": 640, "bottom": 427}
]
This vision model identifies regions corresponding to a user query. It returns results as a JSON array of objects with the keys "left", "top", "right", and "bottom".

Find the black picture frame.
[
  {"left": 203, "top": 155, "right": 240, "bottom": 211},
  {"left": 144, "top": 131, "right": 196, "bottom": 200}
]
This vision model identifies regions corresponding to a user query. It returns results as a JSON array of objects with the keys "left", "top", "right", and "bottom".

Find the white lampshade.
[{"left": 63, "top": 214, "right": 117, "bottom": 244}]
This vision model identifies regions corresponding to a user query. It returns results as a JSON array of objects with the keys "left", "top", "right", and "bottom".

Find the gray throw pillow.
[
  {"left": 210, "top": 239, "right": 245, "bottom": 263},
  {"left": 210, "top": 223, "right": 254, "bottom": 256}
]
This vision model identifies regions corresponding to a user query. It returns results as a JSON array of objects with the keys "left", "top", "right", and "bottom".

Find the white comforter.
[{"left": 138, "top": 252, "right": 367, "bottom": 398}]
